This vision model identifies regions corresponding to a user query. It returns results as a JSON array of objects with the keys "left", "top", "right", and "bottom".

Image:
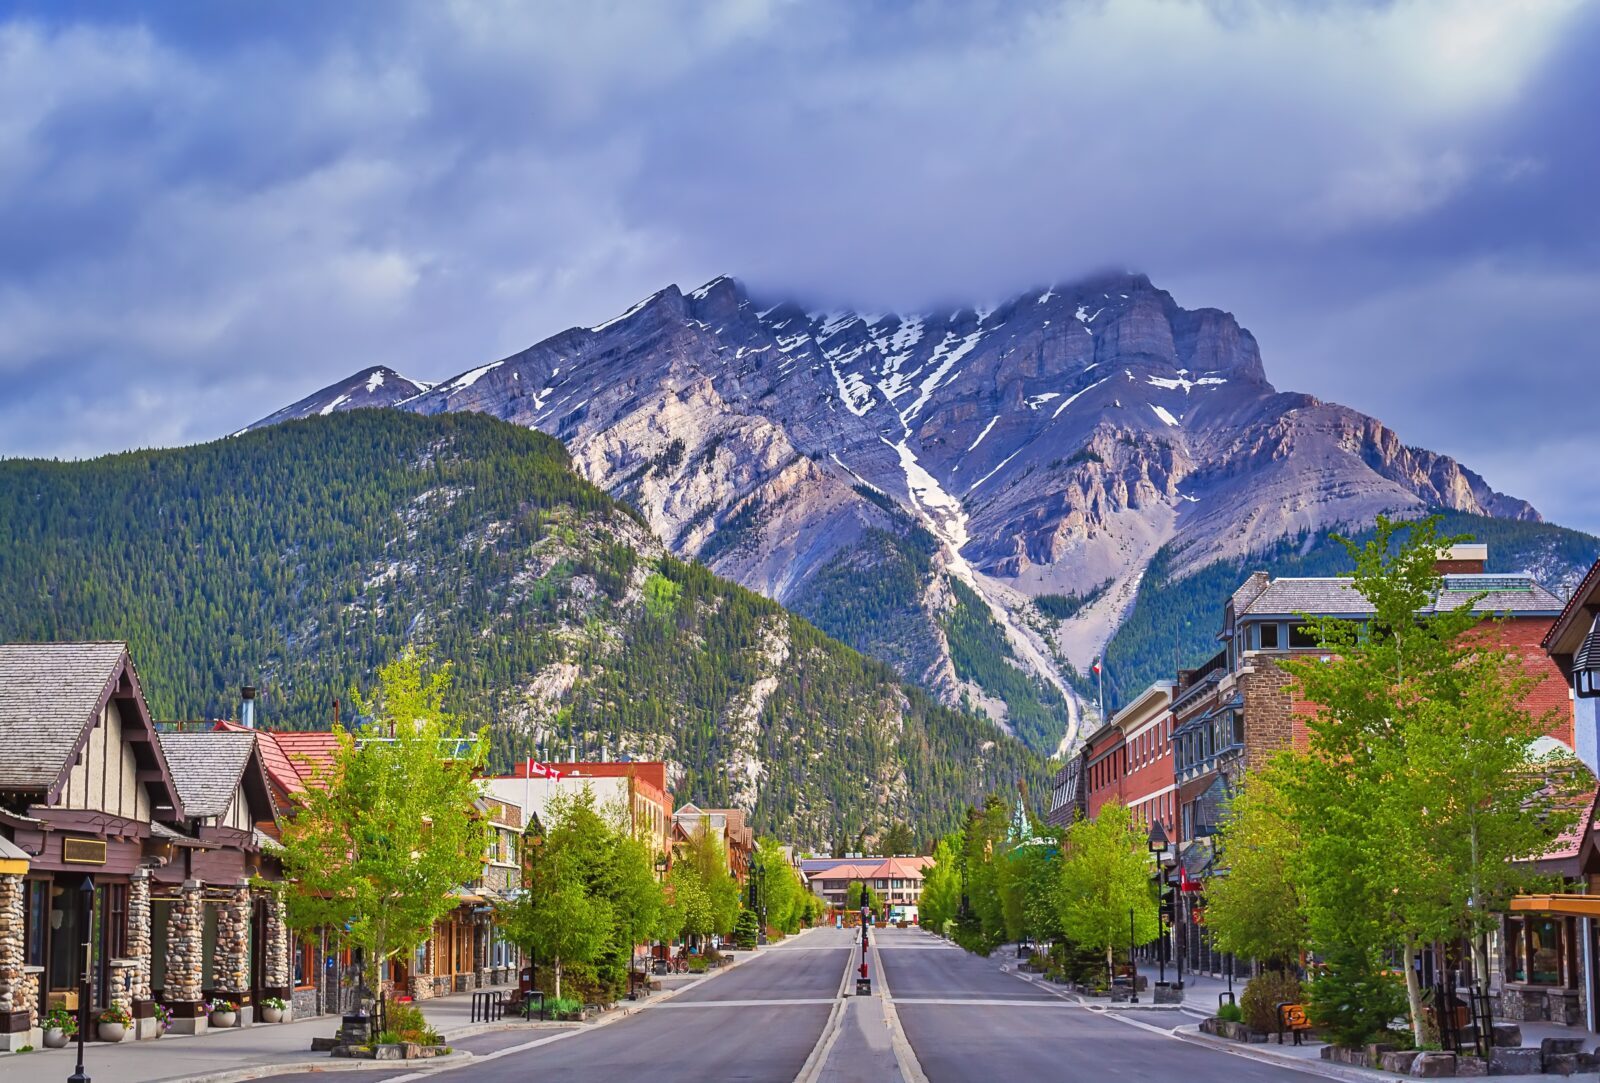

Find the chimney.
[
  {"left": 1435, "top": 543, "right": 1488, "bottom": 575},
  {"left": 240, "top": 686, "right": 257, "bottom": 729}
]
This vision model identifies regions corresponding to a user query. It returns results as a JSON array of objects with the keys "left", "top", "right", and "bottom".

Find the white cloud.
[{"left": 0, "top": 0, "right": 1593, "bottom": 536}]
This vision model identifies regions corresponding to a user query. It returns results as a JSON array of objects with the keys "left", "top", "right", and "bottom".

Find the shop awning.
[
  {"left": 1509, "top": 894, "right": 1600, "bottom": 918},
  {"left": 0, "top": 833, "right": 29, "bottom": 875}
]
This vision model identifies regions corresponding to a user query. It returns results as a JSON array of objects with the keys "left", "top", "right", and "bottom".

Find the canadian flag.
[
  {"left": 1092, "top": 657, "right": 1102, "bottom": 675},
  {"left": 524, "top": 757, "right": 564, "bottom": 781}
]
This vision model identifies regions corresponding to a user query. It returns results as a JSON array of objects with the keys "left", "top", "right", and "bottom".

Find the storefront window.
[
  {"left": 1506, "top": 916, "right": 1567, "bottom": 985},
  {"left": 25, "top": 881, "right": 47, "bottom": 968},
  {"left": 1529, "top": 918, "right": 1562, "bottom": 984}
]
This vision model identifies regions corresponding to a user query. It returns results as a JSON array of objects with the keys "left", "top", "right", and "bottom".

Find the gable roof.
[
  {"left": 0, "top": 641, "right": 131, "bottom": 791},
  {"left": 213, "top": 720, "right": 307, "bottom": 796},
  {"left": 0, "top": 642, "right": 184, "bottom": 814},
  {"left": 158, "top": 730, "right": 260, "bottom": 819}
]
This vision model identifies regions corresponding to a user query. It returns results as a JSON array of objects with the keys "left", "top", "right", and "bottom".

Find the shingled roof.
[
  {"left": 1235, "top": 573, "right": 1563, "bottom": 619},
  {"left": 158, "top": 730, "right": 260, "bottom": 819}
]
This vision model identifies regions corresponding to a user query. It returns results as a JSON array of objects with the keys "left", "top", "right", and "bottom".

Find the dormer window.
[{"left": 1577, "top": 615, "right": 1600, "bottom": 699}]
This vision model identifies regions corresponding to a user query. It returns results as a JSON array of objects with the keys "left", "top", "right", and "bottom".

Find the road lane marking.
[
  {"left": 794, "top": 932, "right": 860, "bottom": 1083},
  {"left": 874, "top": 932, "right": 930, "bottom": 1083},
  {"left": 889, "top": 997, "right": 1086, "bottom": 1007},
  {"left": 651, "top": 998, "right": 836, "bottom": 1008}
]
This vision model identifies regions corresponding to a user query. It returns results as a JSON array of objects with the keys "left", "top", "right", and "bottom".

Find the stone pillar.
[
  {"left": 212, "top": 880, "right": 251, "bottom": 1018},
  {"left": 0, "top": 873, "right": 22, "bottom": 1014},
  {"left": 128, "top": 870, "right": 152, "bottom": 1002},
  {"left": 166, "top": 880, "right": 204, "bottom": 998},
  {"left": 262, "top": 889, "right": 290, "bottom": 996},
  {"left": 0, "top": 872, "right": 29, "bottom": 1050}
]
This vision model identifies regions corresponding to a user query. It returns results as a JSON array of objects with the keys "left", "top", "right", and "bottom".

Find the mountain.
[
  {"left": 238, "top": 365, "right": 431, "bottom": 433},
  {"left": 244, "top": 271, "right": 1571, "bottom": 753},
  {"left": 0, "top": 411, "right": 1044, "bottom": 845}
]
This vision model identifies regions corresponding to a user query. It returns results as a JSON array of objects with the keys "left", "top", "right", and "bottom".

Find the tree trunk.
[
  {"left": 554, "top": 956, "right": 562, "bottom": 1002},
  {"left": 1403, "top": 941, "right": 1425, "bottom": 1045},
  {"left": 1474, "top": 933, "right": 1491, "bottom": 997}
]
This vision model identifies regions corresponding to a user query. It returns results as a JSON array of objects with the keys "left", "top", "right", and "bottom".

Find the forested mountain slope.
[
  {"left": 0, "top": 411, "right": 1043, "bottom": 845},
  {"left": 1100, "top": 511, "right": 1600, "bottom": 707}
]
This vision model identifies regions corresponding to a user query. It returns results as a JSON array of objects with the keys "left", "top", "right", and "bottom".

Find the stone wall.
[
  {"left": 262, "top": 889, "right": 290, "bottom": 992},
  {"left": 0, "top": 873, "right": 22, "bottom": 1016},
  {"left": 128, "top": 870, "right": 151, "bottom": 1002},
  {"left": 212, "top": 881, "right": 251, "bottom": 999},
  {"left": 164, "top": 880, "right": 204, "bottom": 1004}
]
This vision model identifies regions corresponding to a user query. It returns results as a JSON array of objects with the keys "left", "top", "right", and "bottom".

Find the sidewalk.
[
  {"left": 0, "top": 984, "right": 524, "bottom": 1083},
  {"left": 0, "top": 934, "right": 801, "bottom": 1083}
]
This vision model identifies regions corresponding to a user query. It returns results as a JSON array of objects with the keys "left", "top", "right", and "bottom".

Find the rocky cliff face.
[{"left": 244, "top": 272, "right": 1538, "bottom": 752}]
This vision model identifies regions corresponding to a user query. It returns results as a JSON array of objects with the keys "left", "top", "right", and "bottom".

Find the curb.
[
  {"left": 1167, "top": 1023, "right": 1386, "bottom": 1083},
  {"left": 150, "top": 1050, "right": 475, "bottom": 1083}
]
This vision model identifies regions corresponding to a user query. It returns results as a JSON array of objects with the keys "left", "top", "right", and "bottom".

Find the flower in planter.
[
  {"left": 260, "top": 996, "right": 289, "bottom": 1011},
  {"left": 153, "top": 1002, "right": 172, "bottom": 1034},
  {"left": 203, "top": 998, "right": 239, "bottom": 1014},
  {"left": 99, "top": 1006, "right": 132, "bottom": 1026},
  {"left": 44, "top": 1006, "right": 78, "bottom": 1036}
]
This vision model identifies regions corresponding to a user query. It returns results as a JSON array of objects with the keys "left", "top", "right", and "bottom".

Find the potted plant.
[
  {"left": 98, "top": 1005, "right": 131, "bottom": 1042},
  {"left": 42, "top": 1006, "right": 77, "bottom": 1048},
  {"left": 153, "top": 1001, "right": 172, "bottom": 1037},
  {"left": 206, "top": 998, "right": 238, "bottom": 1028},
  {"left": 259, "top": 996, "right": 289, "bottom": 1024}
]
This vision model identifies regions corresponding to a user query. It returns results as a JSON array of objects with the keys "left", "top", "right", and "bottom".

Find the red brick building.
[
  {"left": 1083, "top": 720, "right": 1127, "bottom": 821},
  {"left": 1113, "top": 681, "right": 1176, "bottom": 836}
]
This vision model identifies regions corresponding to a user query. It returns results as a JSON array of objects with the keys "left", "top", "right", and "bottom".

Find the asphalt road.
[
  {"left": 259, "top": 925, "right": 1333, "bottom": 1082},
  {"left": 878, "top": 926, "right": 1322, "bottom": 1082}
]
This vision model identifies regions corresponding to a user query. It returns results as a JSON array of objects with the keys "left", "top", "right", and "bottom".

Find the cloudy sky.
[{"left": 2, "top": 0, "right": 1597, "bottom": 531}]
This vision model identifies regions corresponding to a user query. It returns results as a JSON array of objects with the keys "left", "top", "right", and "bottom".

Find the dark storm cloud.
[{"left": 0, "top": 1, "right": 1595, "bottom": 531}]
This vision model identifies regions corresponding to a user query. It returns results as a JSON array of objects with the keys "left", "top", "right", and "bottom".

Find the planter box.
[
  {"left": 340, "top": 1042, "right": 450, "bottom": 1061},
  {"left": 1200, "top": 1018, "right": 1264, "bottom": 1043},
  {"left": 1321, "top": 1046, "right": 1375, "bottom": 1069}
]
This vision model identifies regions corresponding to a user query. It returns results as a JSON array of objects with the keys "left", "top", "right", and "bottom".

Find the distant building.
[
  {"left": 671, "top": 803, "right": 755, "bottom": 879},
  {"left": 483, "top": 760, "right": 673, "bottom": 858},
  {"left": 799, "top": 855, "right": 932, "bottom": 915}
]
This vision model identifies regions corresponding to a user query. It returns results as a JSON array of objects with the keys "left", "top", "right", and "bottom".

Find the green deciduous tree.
[
  {"left": 499, "top": 786, "right": 662, "bottom": 1001},
  {"left": 278, "top": 648, "right": 489, "bottom": 979},
  {"left": 845, "top": 880, "right": 884, "bottom": 914},
  {"left": 916, "top": 833, "right": 962, "bottom": 934},
  {"left": 661, "top": 818, "right": 741, "bottom": 943},
  {"left": 1055, "top": 800, "right": 1157, "bottom": 977},
  {"left": 753, "top": 838, "right": 814, "bottom": 935},
  {"left": 1280, "top": 515, "right": 1582, "bottom": 1043},
  {"left": 1204, "top": 764, "right": 1307, "bottom": 970}
]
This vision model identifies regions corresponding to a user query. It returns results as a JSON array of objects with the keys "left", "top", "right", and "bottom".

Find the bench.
[{"left": 1277, "top": 1002, "right": 1312, "bottom": 1045}]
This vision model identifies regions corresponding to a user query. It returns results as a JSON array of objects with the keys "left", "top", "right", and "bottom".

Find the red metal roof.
[{"left": 267, "top": 730, "right": 343, "bottom": 789}]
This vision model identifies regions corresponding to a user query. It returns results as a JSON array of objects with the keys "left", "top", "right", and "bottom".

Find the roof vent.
[{"left": 240, "top": 686, "right": 257, "bottom": 729}]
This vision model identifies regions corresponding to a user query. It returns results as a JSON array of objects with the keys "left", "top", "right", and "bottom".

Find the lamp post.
[
  {"left": 68, "top": 874, "right": 94, "bottom": 1083},
  {"left": 1128, "top": 908, "right": 1139, "bottom": 1004},
  {"left": 755, "top": 861, "right": 768, "bottom": 946},
  {"left": 1147, "top": 820, "right": 1170, "bottom": 987}
]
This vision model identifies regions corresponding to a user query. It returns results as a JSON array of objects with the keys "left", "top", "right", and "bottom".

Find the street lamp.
[
  {"left": 1148, "top": 821, "right": 1172, "bottom": 987},
  {"left": 68, "top": 874, "right": 94, "bottom": 1083}
]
